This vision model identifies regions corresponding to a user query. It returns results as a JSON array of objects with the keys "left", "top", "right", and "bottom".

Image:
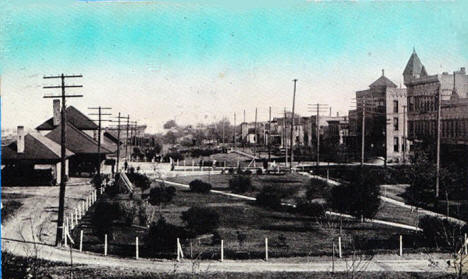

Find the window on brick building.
[
  {"left": 394, "top": 137, "right": 399, "bottom": 152},
  {"left": 393, "top": 100, "right": 398, "bottom": 113},
  {"left": 394, "top": 117, "right": 399, "bottom": 131}
]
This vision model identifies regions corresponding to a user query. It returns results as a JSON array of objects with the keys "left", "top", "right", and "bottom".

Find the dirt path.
[{"left": 2, "top": 181, "right": 94, "bottom": 250}]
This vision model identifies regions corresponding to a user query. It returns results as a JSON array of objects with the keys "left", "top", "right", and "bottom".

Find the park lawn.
[
  {"left": 166, "top": 173, "right": 313, "bottom": 199},
  {"left": 156, "top": 189, "right": 415, "bottom": 259},
  {"left": 374, "top": 202, "right": 422, "bottom": 227}
]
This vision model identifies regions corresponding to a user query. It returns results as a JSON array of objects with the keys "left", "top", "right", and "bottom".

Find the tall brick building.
[
  {"left": 355, "top": 70, "right": 408, "bottom": 162},
  {"left": 404, "top": 50, "right": 468, "bottom": 160}
]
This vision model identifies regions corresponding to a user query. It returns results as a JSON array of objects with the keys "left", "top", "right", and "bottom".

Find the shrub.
[
  {"left": 144, "top": 217, "right": 186, "bottom": 254},
  {"left": 326, "top": 168, "right": 380, "bottom": 219},
  {"left": 189, "top": 179, "right": 212, "bottom": 193},
  {"left": 181, "top": 207, "right": 220, "bottom": 237},
  {"left": 126, "top": 172, "right": 151, "bottom": 191},
  {"left": 148, "top": 184, "right": 176, "bottom": 206},
  {"left": 256, "top": 168, "right": 263, "bottom": 175},
  {"left": 256, "top": 186, "right": 286, "bottom": 210},
  {"left": 305, "top": 179, "right": 331, "bottom": 201},
  {"left": 92, "top": 198, "right": 148, "bottom": 237},
  {"left": 419, "top": 216, "right": 468, "bottom": 250},
  {"left": 295, "top": 199, "right": 325, "bottom": 218},
  {"left": 229, "top": 175, "right": 253, "bottom": 193}
]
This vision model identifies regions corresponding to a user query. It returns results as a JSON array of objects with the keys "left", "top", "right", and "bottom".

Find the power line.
[{"left": 42, "top": 73, "right": 83, "bottom": 246}]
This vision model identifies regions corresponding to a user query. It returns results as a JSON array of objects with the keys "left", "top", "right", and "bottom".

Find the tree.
[
  {"left": 163, "top": 120, "right": 178, "bottom": 130},
  {"left": 189, "top": 179, "right": 212, "bottom": 193},
  {"left": 327, "top": 167, "right": 380, "bottom": 219},
  {"left": 181, "top": 207, "right": 220, "bottom": 237},
  {"left": 256, "top": 186, "right": 288, "bottom": 210},
  {"left": 229, "top": 175, "right": 253, "bottom": 193},
  {"left": 148, "top": 184, "right": 176, "bottom": 207},
  {"left": 144, "top": 217, "right": 185, "bottom": 254}
]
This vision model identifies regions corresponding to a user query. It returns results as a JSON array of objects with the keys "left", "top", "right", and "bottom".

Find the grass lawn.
[
  {"left": 166, "top": 173, "right": 313, "bottom": 199},
  {"left": 79, "top": 181, "right": 423, "bottom": 260}
]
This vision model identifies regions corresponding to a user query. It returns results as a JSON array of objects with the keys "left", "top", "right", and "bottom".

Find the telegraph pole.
[
  {"left": 290, "top": 79, "right": 297, "bottom": 170},
  {"left": 234, "top": 113, "right": 237, "bottom": 150},
  {"left": 284, "top": 108, "right": 288, "bottom": 168},
  {"left": 43, "top": 73, "right": 83, "bottom": 246},
  {"left": 268, "top": 106, "right": 272, "bottom": 162},
  {"left": 254, "top": 107, "right": 258, "bottom": 156},
  {"left": 435, "top": 86, "right": 441, "bottom": 198},
  {"left": 113, "top": 113, "right": 127, "bottom": 173},
  {"left": 361, "top": 102, "right": 366, "bottom": 166},
  {"left": 88, "top": 106, "right": 112, "bottom": 177},
  {"left": 308, "top": 103, "right": 328, "bottom": 166},
  {"left": 126, "top": 115, "right": 130, "bottom": 160},
  {"left": 402, "top": 105, "right": 407, "bottom": 164},
  {"left": 222, "top": 117, "right": 225, "bottom": 145}
]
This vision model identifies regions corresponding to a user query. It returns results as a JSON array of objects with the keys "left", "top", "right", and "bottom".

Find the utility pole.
[
  {"left": 290, "top": 79, "right": 297, "bottom": 170},
  {"left": 126, "top": 115, "right": 130, "bottom": 160},
  {"left": 254, "top": 107, "right": 258, "bottom": 157},
  {"left": 361, "top": 102, "right": 366, "bottom": 166},
  {"left": 402, "top": 105, "right": 407, "bottom": 164},
  {"left": 308, "top": 103, "right": 328, "bottom": 166},
  {"left": 268, "top": 106, "right": 271, "bottom": 162},
  {"left": 284, "top": 108, "right": 288, "bottom": 168},
  {"left": 43, "top": 73, "right": 83, "bottom": 246},
  {"left": 222, "top": 117, "right": 225, "bottom": 145},
  {"left": 435, "top": 85, "right": 441, "bottom": 198},
  {"left": 234, "top": 113, "right": 237, "bottom": 150},
  {"left": 113, "top": 113, "right": 127, "bottom": 173},
  {"left": 88, "top": 106, "right": 112, "bottom": 177}
]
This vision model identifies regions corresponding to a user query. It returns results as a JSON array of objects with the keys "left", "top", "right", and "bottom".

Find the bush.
[
  {"left": 256, "top": 186, "right": 286, "bottom": 210},
  {"left": 148, "top": 184, "right": 176, "bottom": 206},
  {"left": 181, "top": 207, "right": 220, "bottom": 237},
  {"left": 419, "top": 216, "right": 468, "bottom": 250},
  {"left": 144, "top": 217, "right": 186, "bottom": 254},
  {"left": 305, "top": 179, "right": 331, "bottom": 201},
  {"left": 295, "top": 199, "right": 325, "bottom": 218},
  {"left": 189, "top": 179, "right": 212, "bottom": 193},
  {"left": 126, "top": 172, "right": 151, "bottom": 191},
  {"left": 229, "top": 175, "right": 253, "bottom": 193},
  {"left": 326, "top": 168, "right": 380, "bottom": 219},
  {"left": 256, "top": 168, "right": 263, "bottom": 175}
]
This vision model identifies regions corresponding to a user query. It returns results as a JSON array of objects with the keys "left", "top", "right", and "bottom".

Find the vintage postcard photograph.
[{"left": 1, "top": 0, "right": 468, "bottom": 278}]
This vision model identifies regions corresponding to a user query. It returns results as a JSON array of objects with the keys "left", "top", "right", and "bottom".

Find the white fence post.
[
  {"left": 136, "top": 237, "right": 139, "bottom": 259},
  {"left": 74, "top": 208, "right": 78, "bottom": 225},
  {"left": 176, "top": 238, "right": 181, "bottom": 262},
  {"left": 220, "top": 240, "right": 224, "bottom": 262},
  {"left": 104, "top": 234, "right": 108, "bottom": 256},
  {"left": 465, "top": 233, "right": 467, "bottom": 255},
  {"left": 265, "top": 238, "right": 268, "bottom": 261},
  {"left": 70, "top": 212, "right": 74, "bottom": 229},
  {"left": 399, "top": 235, "right": 403, "bottom": 257},
  {"left": 80, "top": 230, "right": 83, "bottom": 252},
  {"left": 338, "top": 236, "right": 342, "bottom": 258},
  {"left": 64, "top": 226, "right": 68, "bottom": 246}
]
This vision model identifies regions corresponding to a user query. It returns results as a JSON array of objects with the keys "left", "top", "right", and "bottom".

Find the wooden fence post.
[
  {"left": 70, "top": 212, "right": 74, "bottom": 229},
  {"left": 265, "top": 238, "right": 268, "bottom": 261},
  {"left": 465, "top": 233, "right": 467, "bottom": 255},
  {"left": 64, "top": 226, "right": 68, "bottom": 246},
  {"left": 104, "top": 234, "right": 108, "bottom": 256},
  {"left": 136, "top": 237, "right": 139, "bottom": 259},
  {"left": 220, "top": 240, "right": 224, "bottom": 262},
  {"left": 399, "top": 235, "right": 403, "bottom": 257},
  {"left": 80, "top": 230, "right": 83, "bottom": 252},
  {"left": 176, "top": 238, "right": 180, "bottom": 262},
  {"left": 338, "top": 236, "right": 342, "bottom": 258}
]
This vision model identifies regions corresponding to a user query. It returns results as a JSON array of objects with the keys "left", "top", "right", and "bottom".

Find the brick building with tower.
[
  {"left": 404, "top": 50, "right": 468, "bottom": 163},
  {"left": 354, "top": 70, "right": 408, "bottom": 163}
]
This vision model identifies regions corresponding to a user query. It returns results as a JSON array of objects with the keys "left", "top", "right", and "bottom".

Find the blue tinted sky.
[{"left": 1, "top": 0, "right": 467, "bottom": 132}]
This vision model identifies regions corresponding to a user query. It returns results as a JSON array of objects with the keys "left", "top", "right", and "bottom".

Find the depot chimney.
[
  {"left": 17, "top": 126, "right": 25, "bottom": 153},
  {"left": 53, "top": 99, "right": 60, "bottom": 126}
]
